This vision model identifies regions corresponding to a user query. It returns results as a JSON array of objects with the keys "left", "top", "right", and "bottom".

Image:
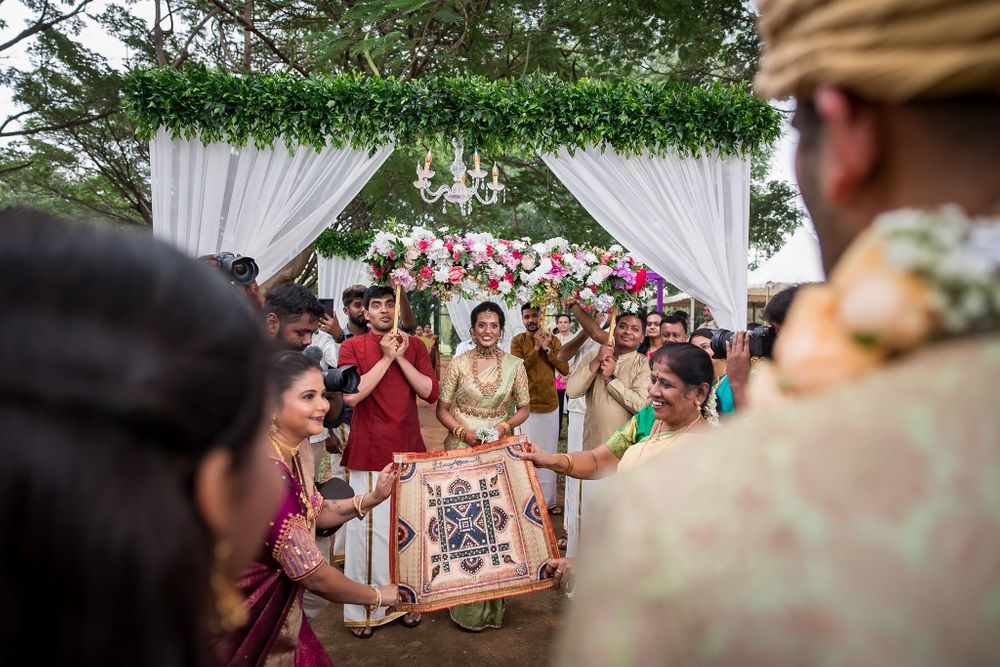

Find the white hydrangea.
[{"left": 371, "top": 231, "right": 396, "bottom": 256}]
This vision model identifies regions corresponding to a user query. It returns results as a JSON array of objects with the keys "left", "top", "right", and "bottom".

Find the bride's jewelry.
[
  {"left": 473, "top": 342, "right": 497, "bottom": 358},
  {"left": 472, "top": 345, "right": 504, "bottom": 398}
]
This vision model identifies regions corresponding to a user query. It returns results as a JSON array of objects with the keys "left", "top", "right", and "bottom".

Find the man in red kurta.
[{"left": 337, "top": 285, "right": 439, "bottom": 635}]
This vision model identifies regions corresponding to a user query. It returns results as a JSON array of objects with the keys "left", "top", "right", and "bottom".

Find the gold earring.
[{"left": 211, "top": 541, "right": 248, "bottom": 632}]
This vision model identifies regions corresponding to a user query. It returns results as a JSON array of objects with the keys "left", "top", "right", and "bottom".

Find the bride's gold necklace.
[
  {"left": 269, "top": 428, "right": 316, "bottom": 524},
  {"left": 472, "top": 343, "right": 504, "bottom": 398}
]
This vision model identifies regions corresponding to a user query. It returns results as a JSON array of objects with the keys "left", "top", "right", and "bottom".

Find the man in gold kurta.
[
  {"left": 511, "top": 304, "right": 569, "bottom": 510},
  {"left": 559, "top": 1, "right": 1000, "bottom": 664}
]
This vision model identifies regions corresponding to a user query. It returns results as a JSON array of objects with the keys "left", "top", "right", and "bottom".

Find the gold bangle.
[
  {"left": 366, "top": 585, "right": 381, "bottom": 612},
  {"left": 560, "top": 453, "right": 575, "bottom": 475},
  {"left": 498, "top": 422, "right": 511, "bottom": 436}
]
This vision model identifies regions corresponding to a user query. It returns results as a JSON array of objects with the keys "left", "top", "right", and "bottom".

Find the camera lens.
[
  {"left": 219, "top": 255, "right": 259, "bottom": 286},
  {"left": 709, "top": 329, "right": 734, "bottom": 359}
]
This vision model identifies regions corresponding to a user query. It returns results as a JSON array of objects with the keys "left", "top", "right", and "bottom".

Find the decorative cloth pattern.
[{"left": 390, "top": 436, "right": 559, "bottom": 612}]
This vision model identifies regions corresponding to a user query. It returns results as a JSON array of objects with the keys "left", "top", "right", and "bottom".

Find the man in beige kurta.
[
  {"left": 559, "top": 1, "right": 1000, "bottom": 664},
  {"left": 564, "top": 311, "right": 651, "bottom": 552},
  {"left": 565, "top": 343, "right": 650, "bottom": 453}
]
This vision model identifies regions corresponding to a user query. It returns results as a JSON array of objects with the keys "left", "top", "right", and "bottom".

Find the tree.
[{"left": 1, "top": 0, "right": 799, "bottom": 261}]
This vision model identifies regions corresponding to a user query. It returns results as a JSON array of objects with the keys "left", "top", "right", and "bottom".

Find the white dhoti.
[
  {"left": 331, "top": 424, "right": 350, "bottom": 565},
  {"left": 344, "top": 469, "right": 405, "bottom": 627},
  {"left": 564, "top": 410, "right": 584, "bottom": 557},
  {"left": 523, "top": 408, "right": 560, "bottom": 508}
]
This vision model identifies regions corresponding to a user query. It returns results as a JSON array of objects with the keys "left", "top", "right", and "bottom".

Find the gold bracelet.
[
  {"left": 560, "top": 453, "right": 575, "bottom": 475},
  {"left": 366, "top": 585, "right": 381, "bottom": 612},
  {"left": 453, "top": 425, "right": 467, "bottom": 440},
  {"left": 353, "top": 494, "right": 367, "bottom": 519},
  {"left": 498, "top": 422, "right": 511, "bottom": 436}
]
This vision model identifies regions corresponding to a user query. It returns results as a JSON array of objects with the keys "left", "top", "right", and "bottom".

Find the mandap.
[{"left": 123, "top": 68, "right": 781, "bottom": 329}]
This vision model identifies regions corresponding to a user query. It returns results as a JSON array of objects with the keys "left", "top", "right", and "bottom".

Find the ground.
[{"left": 311, "top": 395, "right": 570, "bottom": 666}]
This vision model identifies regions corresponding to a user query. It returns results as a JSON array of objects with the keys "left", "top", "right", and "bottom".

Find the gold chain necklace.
[
  {"left": 269, "top": 430, "right": 316, "bottom": 525},
  {"left": 471, "top": 345, "right": 504, "bottom": 398},
  {"left": 641, "top": 415, "right": 702, "bottom": 461}
]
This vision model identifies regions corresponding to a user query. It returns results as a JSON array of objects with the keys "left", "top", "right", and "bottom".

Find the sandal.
[
  {"left": 400, "top": 612, "right": 422, "bottom": 628},
  {"left": 548, "top": 505, "right": 564, "bottom": 516},
  {"left": 350, "top": 627, "right": 374, "bottom": 639}
]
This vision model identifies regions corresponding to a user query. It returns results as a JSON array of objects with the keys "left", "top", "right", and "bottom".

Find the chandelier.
[{"left": 413, "top": 138, "right": 505, "bottom": 216}]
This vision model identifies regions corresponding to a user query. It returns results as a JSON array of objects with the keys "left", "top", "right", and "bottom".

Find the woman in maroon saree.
[{"left": 215, "top": 352, "right": 400, "bottom": 666}]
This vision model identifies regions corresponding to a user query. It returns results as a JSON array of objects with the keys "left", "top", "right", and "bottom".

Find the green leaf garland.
[{"left": 122, "top": 67, "right": 781, "bottom": 158}]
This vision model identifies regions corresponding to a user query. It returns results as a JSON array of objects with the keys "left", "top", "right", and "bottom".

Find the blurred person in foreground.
[
  {"left": 559, "top": 1, "right": 1000, "bottom": 664},
  {"left": 213, "top": 352, "right": 400, "bottom": 665},
  {"left": 0, "top": 208, "right": 282, "bottom": 666}
]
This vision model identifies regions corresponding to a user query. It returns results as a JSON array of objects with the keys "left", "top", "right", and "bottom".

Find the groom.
[
  {"left": 337, "top": 285, "right": 439, "bottom": 637},
  {"left": 559, "top": 0, "right": 1000, "bottom": 663}
]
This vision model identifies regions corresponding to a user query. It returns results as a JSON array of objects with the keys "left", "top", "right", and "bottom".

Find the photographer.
[
  {"left": 710, "top": 285, "right": 803, "bottom": 411},
  {"left": 199, "top": 251, "right": 263, "bottom": 310}
]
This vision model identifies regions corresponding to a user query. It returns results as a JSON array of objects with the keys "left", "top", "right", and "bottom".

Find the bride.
[{"left": 435, "top": 300, "right": 531, "bottom": 630}]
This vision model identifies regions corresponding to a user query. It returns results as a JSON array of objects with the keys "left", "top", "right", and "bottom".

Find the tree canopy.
[{"left": 1, "top": 0, "right": 801, "bottom": 255}]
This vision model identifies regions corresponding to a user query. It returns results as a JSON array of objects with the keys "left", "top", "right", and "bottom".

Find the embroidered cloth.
[{"left": 390, "top": 436, "right": 558, "bottom": 611}]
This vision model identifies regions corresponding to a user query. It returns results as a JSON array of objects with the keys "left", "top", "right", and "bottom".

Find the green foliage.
[
  {"left": 313, "top": 228, "right": 375, "bottom": 258},
  {"left": 122, "top": 67, "right": 781, "bottom": 158},
  {"left": 749, "top": 178, "right": 804, "bottom": 265}
]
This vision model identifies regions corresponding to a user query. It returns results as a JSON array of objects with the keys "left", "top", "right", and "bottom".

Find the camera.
[
  {"left": 710, "top": 325, "right": 777, "bottom": 359},
  {"left": 302, "top": 345, "right": 361, "bottom": 393},
  {"left": 321, "top": 365, "right": 361, "bottom": 394},
  {"left": 215, "top": 251, "right": 259, "bottom": 286}
]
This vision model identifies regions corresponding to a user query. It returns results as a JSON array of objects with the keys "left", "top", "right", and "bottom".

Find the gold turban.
[{"left": 755, "top": 0, "right": 1000, "bottom": 101}]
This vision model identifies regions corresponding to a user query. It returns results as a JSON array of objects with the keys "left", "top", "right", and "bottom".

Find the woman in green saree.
[
  {"left": 521, "top": 343, "right": 714, "bottom": 481},
  {"left": 435, "top": 301, "right": 531, "bottom": 630}
]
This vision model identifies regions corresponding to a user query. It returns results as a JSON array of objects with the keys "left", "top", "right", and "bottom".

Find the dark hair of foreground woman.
[{"left": 0, "top": 208, "right": 277, "bottom": 666}]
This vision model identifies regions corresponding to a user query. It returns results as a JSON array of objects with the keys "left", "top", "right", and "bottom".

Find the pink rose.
[
  {"left": 417, "top": 239, "right": 431, "bottom": 252},
  {"left": 448, "top": 266, "right": 465, "bottom": 284}
]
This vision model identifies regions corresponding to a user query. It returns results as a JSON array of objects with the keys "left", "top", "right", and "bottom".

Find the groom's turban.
[{"left": 755, "top": 0, "right": 1000, "bottom": 101}]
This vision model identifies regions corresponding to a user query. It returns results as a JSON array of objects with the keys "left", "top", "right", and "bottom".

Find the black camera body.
[
  {"left": 710, "top": 326, "right": 777, "bottom": 359},
  {"left": 215, "top": 251, "right": 259, "bottom": 286}
]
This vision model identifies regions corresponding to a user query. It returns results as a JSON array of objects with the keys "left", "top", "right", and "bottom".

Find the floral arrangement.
[
  {"left": 366, "top": 224, "right": 651, "bottom": 311},
  {"left": 755, "top": 205, "right": 1000, "bottom": 400}
]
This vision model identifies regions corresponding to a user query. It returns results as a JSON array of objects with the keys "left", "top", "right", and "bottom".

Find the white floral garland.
[{"left": 758, "top": 205, "right": 1000, "bottom": 399}]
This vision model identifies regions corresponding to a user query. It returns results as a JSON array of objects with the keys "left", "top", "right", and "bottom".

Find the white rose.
[{"left": 521, "top": 255, "right": 537, "bottom": 271}]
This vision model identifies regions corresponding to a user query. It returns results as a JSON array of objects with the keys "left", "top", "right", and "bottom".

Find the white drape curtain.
[
  {"left": 317, "top": 254, "right": 371, "bottom": 325},
  {"left": 445, "top": 298, "right": 524, "bottom": 353},
  {"left": 543, "top": 146, "right": 751, "bottom": 330},
  {"left": 149, "top": 127, "right": 393, "bottom": 282}
]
